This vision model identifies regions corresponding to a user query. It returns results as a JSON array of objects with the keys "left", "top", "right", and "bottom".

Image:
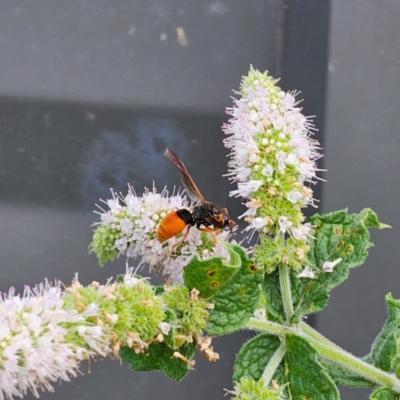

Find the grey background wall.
[
  {"left": 319, "top": 1, "right": 400, "bottom": 399},
  {"left": 0, "top": 1, "right": 398, "bottom": 399}
]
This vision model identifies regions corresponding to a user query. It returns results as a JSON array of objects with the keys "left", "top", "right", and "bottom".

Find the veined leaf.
[
  {"left": 234, "top": 334, "right": 339, "bottom": 399},
  {"left": 283, "top": 334, "right": 340, "bottom": 400},
  {"left": 183, "top": 243, "right": 241, "bottom": 299},
  {"left": 233, "top": 333, "right": 283, "bottom": 383},
  {"left": 367, "top": 294, "right": 400, "bottom": 375},
  {"left": 205, "top": 245, "right": 264, "bottom": 335},
  {"left": 120, "top": 341, "right": 195, "bottom": 381},
  {"left": 370, "top": 387, "right": 400, "bottom": 400}
]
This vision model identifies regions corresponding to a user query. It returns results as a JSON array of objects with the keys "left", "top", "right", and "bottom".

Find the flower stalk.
[
  {"left": 278, "top": 263, "right": 294, "bottom": 325},
  {"left": 261, "top": 341, "right": 287, "bottom": 386}
]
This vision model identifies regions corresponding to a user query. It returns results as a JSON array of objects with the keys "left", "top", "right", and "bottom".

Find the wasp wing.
[{"left": 164, "top": 148, "right": 205, "bottom": 203}]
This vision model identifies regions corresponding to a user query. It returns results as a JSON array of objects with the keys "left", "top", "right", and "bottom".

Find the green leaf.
[
  {"left": 262, "top": 269, "right": 286, "bottom": 324},
  {"left": 233, "top": 334, "right": 283, "bottom": 383},
  {"left": 235, "top": 334, "right": 339, "bottom": 399},
  {"left": 205, "top": 245, "right": 264, "bottom": 335},
  {"left": 309, "top": 208, "right": 387, "bottom": 265},
  {"left": 264, "top": 209, "right": 388, "bottom": 323},
  {"left": 282, "top": 334, "right": 340, "bottom": 400},
  {"left": 321, "top": 360, "right": 374, "bottom": 388},
  {"left": 370, "top": 387, "right": 400, "bottom": 400},
  {"left": 120, "top": 341, "right": 196, "bottom": 381},
  {"left": 362, "top": 211, "right": 391, "bottom": 230},
  {"left": 183, "top": 244, "right": 241, "bottom": 299},
  {"left": 367, "top": 293, "right": 400, "bottom": 374}
]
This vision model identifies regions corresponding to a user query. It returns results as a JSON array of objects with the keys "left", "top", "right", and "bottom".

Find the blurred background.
[{"left": 0, "top": 1, "right": 398, "bottom": 399}]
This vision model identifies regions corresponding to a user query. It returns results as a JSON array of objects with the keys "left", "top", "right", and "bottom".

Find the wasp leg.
[
  {"left": 198, "top": 227, "right": 222, "bottom": 244},
  {"left": 168, "top": 225, "right": 192, "bottom": 256}
]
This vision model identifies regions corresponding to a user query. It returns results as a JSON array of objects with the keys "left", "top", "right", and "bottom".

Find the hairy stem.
[
  {"left": 246, "top": 318, "right": 400, "bottom": 393},
  {"left": 278, "top": 263, "right": 293, "bottom": 325},
  {"left": 246, "top": 318, "right": 296, "bottom": 337},
  {"left": 261, "top": 341, "right": 287, "bottom": 386},
  {"left": 307, "top": 337, "right": 397, "bottom": 390},
  {"left": 299, "top": 321, "right": 346, "bottom": 353}
]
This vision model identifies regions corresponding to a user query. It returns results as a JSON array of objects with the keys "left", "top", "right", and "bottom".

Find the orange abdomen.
[{"left": 157, "top": 212, "right": 187, "bottom": 242}]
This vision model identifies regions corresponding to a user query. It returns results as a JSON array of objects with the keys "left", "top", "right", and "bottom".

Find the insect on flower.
[{"left": 157, "top": 149, "right": 235, "bottom": 247}]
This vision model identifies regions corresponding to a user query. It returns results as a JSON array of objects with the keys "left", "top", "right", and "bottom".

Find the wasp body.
[{"left": 157, "top": 149, "right": 234, "bottom": 244}]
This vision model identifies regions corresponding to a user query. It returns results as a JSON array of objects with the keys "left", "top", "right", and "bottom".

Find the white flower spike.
[
  {"left": 90, "top": 184, "right": 232, "bottom": 283},
  {"left": 223, "top": 67, "right": 324, "bottom": 272},
  {"left": 223, "top": 66, "right": 323, "bottom": 242}
]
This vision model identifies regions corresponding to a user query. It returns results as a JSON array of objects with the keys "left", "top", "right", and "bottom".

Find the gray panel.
[
  {"left": 0, "top": 0, "right": 279, "bottom": 111},
  {"left": 320, "top": 1, "right": 400, "bottom": 398}
]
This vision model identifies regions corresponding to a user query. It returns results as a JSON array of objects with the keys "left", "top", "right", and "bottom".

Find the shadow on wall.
[{"left": 80, "top": 117, "right": 189, "bottom": 209}]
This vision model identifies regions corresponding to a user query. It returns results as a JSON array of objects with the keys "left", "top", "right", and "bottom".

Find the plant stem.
[
  {"left": 245, "top": 318, "right": 400, "bottom": 393},
  {"left": 261, "top": 341, "right": 287, "bottom": 386},
  {"left": 278, "top": 263, "right": 293, "bottom": 325},
  {"left": 299, "top": 321, "right": 346, "bottom": 353},
  {"left": 306, "top": 336, "right": 398, "bottom": 390},
  {"left": 246, "top": 318, "right": 296, "bottom": 337}
]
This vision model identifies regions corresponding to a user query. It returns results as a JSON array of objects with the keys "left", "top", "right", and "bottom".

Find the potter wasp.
[{"left": 157, "top": 149, "right": 235, "bottom": 245}]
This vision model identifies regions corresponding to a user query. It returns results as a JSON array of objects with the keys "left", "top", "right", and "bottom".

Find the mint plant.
[{"left": 0, "top": 67, "right": 397, "bottom": 400}]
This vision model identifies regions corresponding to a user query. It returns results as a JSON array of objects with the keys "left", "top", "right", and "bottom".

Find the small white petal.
[
  {"left": 85, "top": 303, "right": 99, "bottom": 316},
  {"left": 249, "top": 110, "right": 260, "bottom": 123},
  {"left": 236, "top": 166, "right": 251, "bottom": 181},
  {"left": 276, "top": 151, "right": 287, "bottom": 173},
  {"left": 120, "top": 218, "right": 134, "bottom": 234},
  {"left": 230, "top": 180, "right": 263, "bottom": 198},
  {"left": 124, "top": 275, "right": 139, "bottom": 287},
  {"left": 278, "top": 216, "right": 292, "bottom": 233},
  {"left": 248, "top": 152, "right": 260, "bottom": 163},
  {"left": 323, "top": 258, "right": 342, "bottom": 273},
  {"left": 287, "top": 189, "right": 303, "bottom": 204},
  {"left": 285, "top": 153, "right": 299, "bottom": 165},
  {"left": 100, "top": 211, "right": 114, "bottom": 223},
  {"left": 276, "top": 150, "right": 287, "bottom": 163},
  {"left": 158, "top": 322, "right": 171, "bottom": 335},
  {"left": 107, "top": 198, "right": 120, "bottom": 211},
  {"left": 262, "top": 164, "right": 274, "bottom": 177},
  {"left": 296, "top": 266, "right": 315, "bottom": 279},
  {"left": 253, "top": 309, "right": 266, "bottom": 320},
  {"left": 291, "top": 223, "right": 312, "bottom": 240},
  {"left": 114, "top": 237, "right": 128, "bottom": 252},
  {"left": 245, "top": 217, "right": 268, "bottom": 231}
]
